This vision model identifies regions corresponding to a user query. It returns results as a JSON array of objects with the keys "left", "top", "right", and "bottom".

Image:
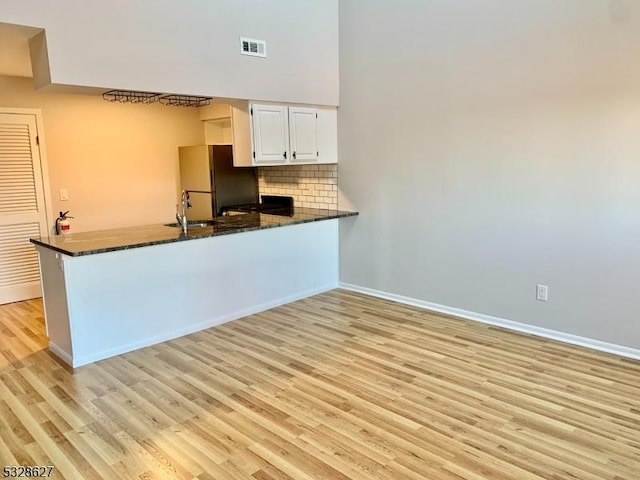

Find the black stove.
[{"left": 221, "top": 195, "right": 294, "bottom": 217}]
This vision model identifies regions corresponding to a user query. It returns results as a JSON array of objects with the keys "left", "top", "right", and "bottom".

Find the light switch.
[{"left": 59, "top": 188, "right": 69, "bottom": 201}]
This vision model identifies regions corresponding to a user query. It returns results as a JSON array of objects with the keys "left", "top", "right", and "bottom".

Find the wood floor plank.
[{"left": 0, "top": 292, "right": 639, "bottom": 479}]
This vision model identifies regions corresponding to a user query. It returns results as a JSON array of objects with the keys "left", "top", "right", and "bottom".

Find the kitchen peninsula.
[{"left": 31, "top": 209, "right": 357, "bottom": 367}]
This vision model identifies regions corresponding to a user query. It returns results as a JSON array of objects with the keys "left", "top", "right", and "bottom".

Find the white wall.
[
  {"left": 338, "top": 1, "right": 640, "bottom": 350},
  {"left": 0, "top": 76, "right": 204, "bottom": 232},
  {"left": 0, "top": 0, "right": 339, "bottom": 106}
]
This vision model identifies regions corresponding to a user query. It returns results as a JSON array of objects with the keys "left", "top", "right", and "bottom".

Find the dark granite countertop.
[{"left": 30, "top": 208, "right": 358, "bottom": 257}]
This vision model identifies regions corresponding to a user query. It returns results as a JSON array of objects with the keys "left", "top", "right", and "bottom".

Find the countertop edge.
[{"left": 31, "top": 210, "right": 358, "bottom": 257}]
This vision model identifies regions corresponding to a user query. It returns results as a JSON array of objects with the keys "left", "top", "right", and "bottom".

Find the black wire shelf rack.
[
  {"left": 159, "top": 95, "right": 212, "bottom": 107},
  {"left": 102, "top": 91, "right": 212, "bottom": 108},
  {"left": 102, "top": 90, "right": 162, "bottom": 104}
]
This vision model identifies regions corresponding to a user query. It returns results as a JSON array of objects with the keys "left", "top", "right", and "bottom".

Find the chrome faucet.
[
  {"left": 176, "top": 190, "right": 191, "bottom": 234},
  {"left": 176, "top": 190, "right": 213, "bottom": 233}
]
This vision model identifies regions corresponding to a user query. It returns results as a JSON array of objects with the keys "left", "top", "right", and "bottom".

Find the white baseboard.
[
  {"left": 48, "top": 341, "right": 73, "bottom": 365},
  {"left": 70, "top": 283, "right": 338, "bottom": 368},
  {"left": 339, "top": 283, "right": 640, "bottom": 361}
]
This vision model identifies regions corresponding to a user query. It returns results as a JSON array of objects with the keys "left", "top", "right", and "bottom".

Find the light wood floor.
[{"left": 0, "top": 290, "right": 639, "bottom": 479}]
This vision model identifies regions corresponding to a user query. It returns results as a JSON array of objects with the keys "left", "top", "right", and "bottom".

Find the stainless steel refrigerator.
[{"left": 178, "top": 145, "right": 258, "bottom": 220}]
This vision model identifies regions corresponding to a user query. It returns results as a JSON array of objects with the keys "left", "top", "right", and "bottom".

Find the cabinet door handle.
[
  {"left": 283, "top": 151, "right": 287, "bottom": 159},
  {"left": 292, "top": 151, "right": 297, "bottom": 160}
]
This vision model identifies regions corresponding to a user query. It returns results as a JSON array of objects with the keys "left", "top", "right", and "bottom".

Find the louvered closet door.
[{"left": 0, "top": 113, "right": 48, "bottom": 305}]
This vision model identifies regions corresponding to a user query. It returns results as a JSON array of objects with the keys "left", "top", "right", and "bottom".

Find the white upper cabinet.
[
  {"left": 251, "top": 105, "right": 290, "bottom": 164},
  {"left": 288, "top": 107, "right": 319, "bottom": 163},
  {"left": 199, "top": 103, "right": 252, "bottom": 170},
  {"left": 226, "top": 101, "right": 337, "bottom": 167},
  {"left": 241, "top": 103, "right": 336, "bottom": 166}
]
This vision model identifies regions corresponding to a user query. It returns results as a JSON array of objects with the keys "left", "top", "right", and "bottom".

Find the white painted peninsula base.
[{"left": 36, "top": 220, "right": 339, "bottom": 367}]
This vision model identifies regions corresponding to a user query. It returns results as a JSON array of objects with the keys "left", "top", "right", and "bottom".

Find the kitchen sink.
[{"left": 164, "top": 219, "right": 222, "bottom": 228}]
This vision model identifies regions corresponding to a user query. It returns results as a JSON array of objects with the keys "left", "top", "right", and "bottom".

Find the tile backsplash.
[{"left": 258, "top": 164, "right": 338, "bottom": 209}]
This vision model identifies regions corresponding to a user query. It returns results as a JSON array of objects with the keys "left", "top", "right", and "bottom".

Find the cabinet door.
[
  {"left": 316, "top": 107, "right": 338, "bottom": 164},
  {"left": 251, "top": 104, "right": 289, "bottom": 164},
  {"left": 288, "top": 107, "right": 318, "bottom": 163}
]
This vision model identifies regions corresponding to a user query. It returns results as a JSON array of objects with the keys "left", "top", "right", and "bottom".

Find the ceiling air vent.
[{"left": 240, "top": 37, "right": 267, "bottom": 58}]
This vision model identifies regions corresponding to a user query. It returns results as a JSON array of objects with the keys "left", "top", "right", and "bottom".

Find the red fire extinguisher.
[{"left": 55, "top": 211, "right": 73, "bottom": 235}]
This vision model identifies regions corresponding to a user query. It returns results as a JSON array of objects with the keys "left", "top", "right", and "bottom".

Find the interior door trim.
[{"left": 0, "top": 107, "right": 53, "bottom": 236}]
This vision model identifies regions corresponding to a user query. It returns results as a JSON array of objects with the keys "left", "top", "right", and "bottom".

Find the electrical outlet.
[
  {"left": 59, "top": 188, "right": 69, "bottom": 201},
  {"left": 536, "top": 284, "right": 548, "bottom": 302}
]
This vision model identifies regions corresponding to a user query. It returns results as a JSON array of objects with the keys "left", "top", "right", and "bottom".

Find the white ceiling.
[{"left": 0, "top": 22, "right": 42, "bottom": 78}]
